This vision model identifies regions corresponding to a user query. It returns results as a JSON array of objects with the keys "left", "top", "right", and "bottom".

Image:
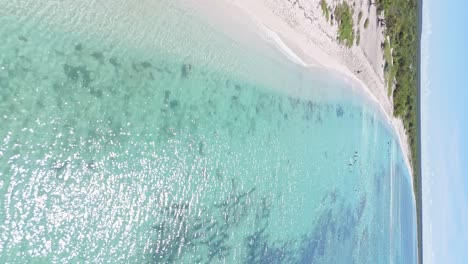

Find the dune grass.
[
  {"left": 364, "top": 18, "right": 369, "bottom": 29},
  {"left": 383, "top": 38, "right": 396, "bottom": 97},
  {"left": 334, "top": 2, "right": 355, "bottom": 47},
  {"left": 320, "top": 0, "right": 330, "bottom": 22}
]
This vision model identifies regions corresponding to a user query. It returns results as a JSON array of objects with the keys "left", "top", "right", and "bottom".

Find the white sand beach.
[{"left": 191, "top": 0, "right": 413, "bottom": 181}]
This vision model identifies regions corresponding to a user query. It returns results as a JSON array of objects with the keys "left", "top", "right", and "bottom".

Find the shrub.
[
  {"left": 320, "top": 0, "right": 330, "bottom": 22},
  {"left": 334, "top": 2, "right": 355, "bottom": 47},
  {"left": 364, "top": 18, "right": 369, "bottom": 29}
]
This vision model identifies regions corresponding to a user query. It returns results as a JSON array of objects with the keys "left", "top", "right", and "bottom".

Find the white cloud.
[
  {"left": 424, "top": 118, "right": 468, "bottom": 264},
  {"left": 421, "top": 1, "right": 435, "bottom": 263},
  {"left": 421, "top": 0, "right": 432, "bottom": 102},
  {"left": 421, "top": 0, "right": 468, "bottom": 262}
]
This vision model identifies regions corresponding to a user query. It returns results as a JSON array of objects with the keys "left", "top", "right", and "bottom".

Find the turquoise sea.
[{"left": 0, "top": 0, "right": 417, "bottom": 263}]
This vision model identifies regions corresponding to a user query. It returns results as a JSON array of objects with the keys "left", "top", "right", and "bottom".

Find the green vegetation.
[
  {"left": 364, "top": 18, "right": 369, "bottom": 29},
  {"left": 320, "top": 0, "right": 330, "bottom": 22},
  {"left": 383, "top": 38, "right": 396, "bottom": 96},
  {"left": 375, "top": 0, "right": 418, "bottom": 168},
  {"left": 376, "top": 0, "right": 420, "bottom": 259},
  {"left": 334, "top": 2, "right": 355, "bottom": 47}
]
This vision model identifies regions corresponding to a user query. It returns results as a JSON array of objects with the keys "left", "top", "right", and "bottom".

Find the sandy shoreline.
[{"left": 193, "top": 0, "right": 413, "bottom": 184}]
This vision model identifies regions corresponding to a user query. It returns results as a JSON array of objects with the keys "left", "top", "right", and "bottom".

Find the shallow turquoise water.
[{"left": 0, "top": 1, "right": 417, "bottom": 263}]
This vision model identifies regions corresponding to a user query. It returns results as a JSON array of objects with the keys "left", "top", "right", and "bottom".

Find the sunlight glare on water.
[{"left": 0, "top": 0, "right": 417, "bottom": 263}]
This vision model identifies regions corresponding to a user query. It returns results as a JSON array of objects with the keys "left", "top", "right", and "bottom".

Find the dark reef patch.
[
  {"left": 198, "top": 141, "right": 204, "bottom": 155},
  {"left": 147, "top": 182, "right": 369, "bottom": 263},
  {"left": 169, "top": 99, "right": 179, "bottom": 110},
  {"left": 336, "top": 105, "right": 345, "bottom": 118},
  {"left": 63, "top": 64, "right": 92, "bottom": 87},
  {"left": 181, "top": 63, "right": 192, "bottom": 78},
  {"left": 141, "top": 61, "right": 152, "bottom": 68},
  {"left": 91, "top": 52, "right": 104, "bottom": 62},
  {"left": 89, "top": 87, "right": 103, "bottom": 98},
  {"left": 109, "top": 57, "right": 121, "bottom": 67},
  {"left": 74, "top": 43, "right": 83, "bottom": 52},
  {"left": 164, "top": 90, "right": 171, "bottom": 103}
]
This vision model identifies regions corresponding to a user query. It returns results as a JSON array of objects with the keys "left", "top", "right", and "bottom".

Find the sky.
[{"left": 422, "top": 0, "right": 468, "bottom": 263}]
